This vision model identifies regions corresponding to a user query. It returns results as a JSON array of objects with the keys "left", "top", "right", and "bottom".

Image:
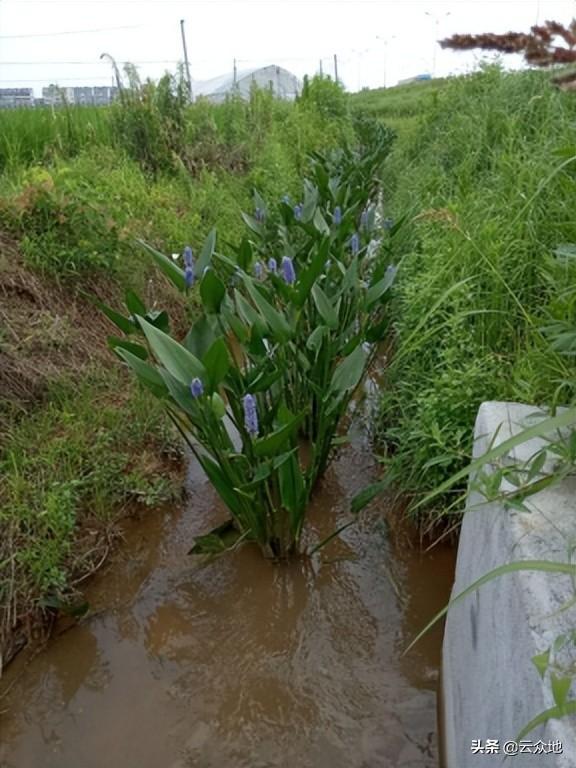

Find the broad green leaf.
[
  {"left": 197, "top": 228, "right": 217, "bottom": 273},
  {"left": 278, "top": 451, "right": 305, "bottom": 524},
  {"left": 159, "top": 368, "right": 198, "bottom": 417},
  {"left": 295, "top": 237, "right": 331, "bottom": 307},
  {"left": 253, "top": 411, "right": 306, "bottom": 458},
  {"left": 184, "top": 315, "right": 216, "bottom": 358},
  {"left": 236, "top": 238, "right": 253, "bottom": 271},
  {"left": 137, "top": 315, "right": 205, "bottom": 385},
  {"left": 527, "top": 450, "right": 547, "bottom": 480},
  {"left": 328, "top": 176, "right": 340, "bottom": 199},
  {"left": 196, "top": 453, "right": 244, "bottom": 517},
  {"left": 301, "top": 183, "right": 318, "bottom": 223},
  {"left": 137, "top": 239, "right": 186, "bottom": 292},
  {"left": 200, "top": 269, "right": 226, "bottom": 314},
  {"left": 241, "top": 211, "right": 263, "bottom": 236},
  {"left": 341, "top": 256, "right": 359, "bottom": 293},
  {"left": 366, "top": 266, "right": 397, "bottom": 309},
  {"left": 531, "top": 649, "right": 550, "bottom": 680},
  {"left": 143, "top": 310, "right": 170, "bottom": 334},
  {"left": 108, "top": 336, "right": 148, "bottom": 360},
  {"left": 188, "top": 519, "right": 238, "bottom": 555},
  {"left": 327, "top": 343, "right": 367, "bottom": 399},
  {"left": 313, "top": 207, "right": 330, "bottom": 235},
  {"left": 244, "top": 278, "right": 293, "bottom": 341},
  {"left": 235, "top": 290, "right": 267, "bottom": 336},
  {"left": 94, "top": 297, "right": 134, "bottom": 334},
  {"left": 211, "top": 392, "right": 227, "bottom": 419},
  {"left": 247, "top": 367, "right": 282, "bottom": 393},
  {"left": 222, "top": 306, "right": 249, "bottom": 344},
  {"left": 203, "top": 337, "right": 230, "bottom": 389},
  {"left": 240, "top": 461, "right": 273, "bottom": 490},
  {"left": 125, "top": 289, "right": 146, "bottom": 316},
  {"left": 306, "top": 325, "right": 328, "bottom": 353},
  {"left": 273, "top": 447, "right": 299, "bottom": 469},
  {"left": 117, "top": 349, "right": 168, "bottom": 398},
  {"left": 312, "top": 284, "right": 338, "bottom": 329},
  {"left": 254, "top": 189, "right": 267, "bottom": 212},
  {"left": 551, "top": 674, "right": 572, "bottom": 708}
]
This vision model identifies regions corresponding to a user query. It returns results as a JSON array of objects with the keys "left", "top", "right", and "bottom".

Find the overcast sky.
[{"left": 0, "top": 0, "right": 575, "bottom": 95}]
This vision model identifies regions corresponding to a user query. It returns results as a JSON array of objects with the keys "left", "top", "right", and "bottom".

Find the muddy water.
[{"left": 0, "top": 400, "right": 455, "bottom": 768}]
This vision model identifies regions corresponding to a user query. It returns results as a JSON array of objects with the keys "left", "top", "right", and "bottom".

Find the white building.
[
  {"left": 0, "top": 88, "right": 34, "bottom": 108},
  {"left": 41, "top": 84, "right": 118, "bottom": 107},
  {"left": 194, "top": 65, "right": 300, "bottom": 103}
]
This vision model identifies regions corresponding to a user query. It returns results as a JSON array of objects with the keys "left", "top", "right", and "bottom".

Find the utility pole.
[
  {"left": 180, "top": 19, "right": 193, "bottom": 101},
  {"left": 319, "top": 59, "right": 323, "bottom": 77},
  {"left": 233, "top": 58, "right": 238, "bottom": 88},
  {"left": 333, "top": 54, "right": 338, "bottom": 83},
  {"left": 376, "top": 35, "right": 396, "bottom": 89},
  {"left": 425, "top": 10, "right": 450, "bottom": 77}
]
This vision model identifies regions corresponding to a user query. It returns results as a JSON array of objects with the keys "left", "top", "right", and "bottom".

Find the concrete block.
[{"left": 442, "top": 401, "right": 576, "bottom": 767}]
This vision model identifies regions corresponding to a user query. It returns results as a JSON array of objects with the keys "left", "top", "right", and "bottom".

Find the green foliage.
[
  {"left": 0, "top": 165, "right": 124, "bottom": 274},
  {"left": 0, "top": 103, "right": 112, "bottom": 173},
  {"left": 0, "top": 73, "right": 361, "bottom": 280},
  {"left": 104, "top": 128, "right": 397, "bottom": 559},
  {"left": 110, "top": 66, "right": 190, "bottom": 175},
  {"left": 373, "top": 66, "right": 576, "bottom": 511},
  {"left": 0, "top": 370, "right": 180, "bottom": 620},
  {"left": 299, "top": 74, "right": 349, "bottom": 119}
]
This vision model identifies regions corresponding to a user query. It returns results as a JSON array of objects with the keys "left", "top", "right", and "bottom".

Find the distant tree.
[{"left": 441, "top": 19, "right": 576, "bottom": 89}]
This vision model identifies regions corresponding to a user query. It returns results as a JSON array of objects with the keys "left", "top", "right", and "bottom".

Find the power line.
[
  {"left": 0, "top": 60, "right": 181, "bottom": 65},
  {"left": 0, "top": 24, "right": 143, "bottom": 39},
  {"left": 0, "top": 76, "right": 127, "bottom": 82}
]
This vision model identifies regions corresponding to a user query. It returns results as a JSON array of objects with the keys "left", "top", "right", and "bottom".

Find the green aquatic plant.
[{"left": 99, "top": 132, "right": 398, "bottom": 559}]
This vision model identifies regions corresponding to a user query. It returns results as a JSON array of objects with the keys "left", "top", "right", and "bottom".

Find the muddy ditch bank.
[{"left": 0, "top": 404, "right": 455, "bottom": 768}]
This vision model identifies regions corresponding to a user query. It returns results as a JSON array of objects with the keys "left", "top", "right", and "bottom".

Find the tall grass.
[
  {"left": 375, "top": 65, "right": 576, "bottom": 512},
  {"left": 0, "top": 105, "right": 112, "bottom": 172}
]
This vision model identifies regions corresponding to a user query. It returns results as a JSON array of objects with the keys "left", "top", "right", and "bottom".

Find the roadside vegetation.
[
  {"left": 0, "top": 72, "right": 356, "bottom": 664},
  {"left": 359, "top": 65, "right": 576, "bottom": 522},
  {"left": 3, "top": 60, "right": 576, "bottom": 671}
]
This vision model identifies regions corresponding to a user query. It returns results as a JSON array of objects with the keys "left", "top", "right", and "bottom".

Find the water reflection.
[{"left": 0, "top": 421, "right": 454, "bottom": 768}]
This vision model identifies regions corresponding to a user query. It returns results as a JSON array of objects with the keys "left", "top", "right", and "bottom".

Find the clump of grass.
[
  {"left": 0, "top": 103, "right": 112, "bottom": 173},
  {"left": 0, "top": 369, "right": 182, "bottom": 658},
  {"left": 375, "top": 65, "right": 576, "bottom": 515}
]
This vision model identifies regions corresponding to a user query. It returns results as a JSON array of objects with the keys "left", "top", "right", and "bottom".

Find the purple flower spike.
[
  {"left": 183, "top": 246, "right": 194, "bottom": 268},
  {"left": 360, "top": 209, "right": 368, "bottom": 230},
  {"left": 255, "top": 207, "right": 265, "bottom": 223},
  {"left": 350, "top": 233, "right": 360, "bottom": 256},
  {"left": 333, "top": 206, "right": 342, "bottom": 226},
  {"left": 243, "top": 394, "right": 259, "bottom": 437},
  {"left": 184, "top": 265, "right": 194, "bottom": 287},
  {"left": 190, "top": 377, "right": 204, "bottom": 398},
  {"left": 293, "top": 204, "right": 303, "bottom": 221},
  {"left": 383, "top": 217, "right": 394, "bottom": 230},
  {"left": 267, "top": 257, "right": 277, "bottom": 274},
  {"left": 254, "top": 261, "right": 263, "bottom": 279},
  {"left": 281, "top": 256, "right": 296, "bottom": 285}
]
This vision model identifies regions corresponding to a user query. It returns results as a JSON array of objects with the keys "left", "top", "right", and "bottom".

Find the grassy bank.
[
  {"left": 363, "top": 66, "right": 576, "bottom": 519},
  {"left": 0, "top": 76, "right": 357, "bottom": 663}
]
